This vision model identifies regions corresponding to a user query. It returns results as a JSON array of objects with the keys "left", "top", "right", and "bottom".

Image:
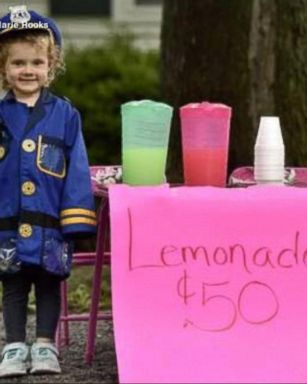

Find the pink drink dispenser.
[{"left": 180, "top": 102, "right": 232, "bottom": 186}]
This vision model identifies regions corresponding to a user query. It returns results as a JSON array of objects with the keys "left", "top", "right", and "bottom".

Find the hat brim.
[{"left": 0, "top": 27, "right": 55, "bottom": 45}]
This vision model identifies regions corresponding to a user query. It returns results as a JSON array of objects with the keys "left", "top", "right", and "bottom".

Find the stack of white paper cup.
[{"left": 254, "top": 116, "right": 285, "bottom": 184}]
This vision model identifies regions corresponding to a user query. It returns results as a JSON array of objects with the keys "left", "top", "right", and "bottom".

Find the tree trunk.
[{"left": 161, "top": 0, "right": 307, "bottom": 182}]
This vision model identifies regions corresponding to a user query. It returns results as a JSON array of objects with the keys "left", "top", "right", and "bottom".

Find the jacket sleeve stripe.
[
  {"left": 61, "top": 217, "right": 97, "bottom": 226},
  {"left": 60, "top": 208, "right": 96, "bottom": 219}
]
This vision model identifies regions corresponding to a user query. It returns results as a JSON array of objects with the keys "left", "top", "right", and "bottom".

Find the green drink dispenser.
[{"left": 121, "top": 100, "right": 173, "bottom": 185}]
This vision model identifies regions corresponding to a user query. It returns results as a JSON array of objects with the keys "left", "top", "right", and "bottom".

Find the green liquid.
[{"left": 122, "top": 148, "right": 167, "bottom": 185}]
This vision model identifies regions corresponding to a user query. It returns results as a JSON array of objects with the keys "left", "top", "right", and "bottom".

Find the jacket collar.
[
  {"left": 0, "top": 88, "right": 54, "bottom": 138},
  {"left": 3, "top": 88, "right": 55, "bottom": 105}
]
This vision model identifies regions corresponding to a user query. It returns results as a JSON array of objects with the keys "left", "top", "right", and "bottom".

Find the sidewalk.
[{"left": 0, "top": 315, "right": 119, "bottom": 383}]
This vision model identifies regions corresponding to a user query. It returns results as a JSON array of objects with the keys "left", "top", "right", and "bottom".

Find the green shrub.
[{"left": 52, "top": 34, "right": 161, "bottom": 166}]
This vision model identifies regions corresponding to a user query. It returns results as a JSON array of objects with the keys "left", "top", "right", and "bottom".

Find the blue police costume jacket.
[{"left": 0, "top": 88, "right": 97, "bottom": 277}]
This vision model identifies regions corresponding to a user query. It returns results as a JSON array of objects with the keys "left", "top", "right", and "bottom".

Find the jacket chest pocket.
[{"left": 36, "top": 135, "right": 66, "bottom": 178}]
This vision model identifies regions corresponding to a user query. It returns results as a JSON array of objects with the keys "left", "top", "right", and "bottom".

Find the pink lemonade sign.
[{"left": 109, "top": 184, "right": 307, "bottom": 383}]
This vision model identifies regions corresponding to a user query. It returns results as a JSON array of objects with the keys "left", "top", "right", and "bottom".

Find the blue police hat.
[{"left": 0, "top": 5, "right": 62, "bottom": 47}]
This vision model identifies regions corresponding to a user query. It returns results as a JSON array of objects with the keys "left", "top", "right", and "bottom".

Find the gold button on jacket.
[
  {"left": 19, "top": 224, "right": 33, "bottom": 238},
  {"left": 21, "top": 181, "right": 36, "bottom": 195},
  {"left": 22, "top": 139, "right": 36, "bottom": 152},
  {"left": 0, "top": 146, "right": 5, "bottom": 159}
]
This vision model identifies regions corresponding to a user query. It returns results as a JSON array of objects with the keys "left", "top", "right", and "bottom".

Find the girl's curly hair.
[{"left": 0, "top": 29, "right": 65, "bottom": 90}]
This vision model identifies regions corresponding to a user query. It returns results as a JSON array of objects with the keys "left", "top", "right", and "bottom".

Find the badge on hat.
[{"left": 9, "top": 5, "right": 31, "bottom": 24}]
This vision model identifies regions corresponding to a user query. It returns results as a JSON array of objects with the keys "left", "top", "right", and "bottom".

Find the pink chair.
[
  {"left": 56, "top": 165, "right": 122, "bottom": 364},
  {"left": 228, "top": 166, "right": 307, "bottom": 187}
]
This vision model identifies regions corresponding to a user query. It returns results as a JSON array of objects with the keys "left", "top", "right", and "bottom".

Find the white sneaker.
[
  {"left": 30, "top": 342, "right": 61, "bottom": 374},
  {"left": 0, "top": 342, "right": 30, "bottom": 378}
]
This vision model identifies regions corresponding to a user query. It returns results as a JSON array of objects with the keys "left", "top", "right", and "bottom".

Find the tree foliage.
[{"left": 52, "top": 34, "right": 160, "bottom": 166}]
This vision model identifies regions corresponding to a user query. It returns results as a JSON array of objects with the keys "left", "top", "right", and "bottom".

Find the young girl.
[{"left": 0, "top": 6, "right": 96, "bottom": 377}]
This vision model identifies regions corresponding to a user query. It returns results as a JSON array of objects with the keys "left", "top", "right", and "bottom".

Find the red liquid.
[{"left": 183, "top": 148, "right": 228, "bottom": 186}]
